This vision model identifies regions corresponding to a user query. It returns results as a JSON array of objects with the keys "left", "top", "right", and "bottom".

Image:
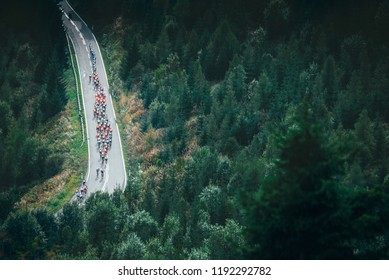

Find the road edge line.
[
  {"left": 65, "top": 0, "right": 127, "bottom": 190},
  {"left": 65, "top": 0, "right": 89, "bottom": 28},
  {"left": 66, "top": 33, "right": 85, "bottom": 145},
  {"left": 67, "top": 32, "right": 91, "bottom": 182},
  {"left": 92, "top": 30, "right": 128, "bottom": 191}
]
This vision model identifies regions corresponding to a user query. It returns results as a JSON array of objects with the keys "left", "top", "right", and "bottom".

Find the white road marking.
[
  {"left": 93, "top": 35, "right": 128, "bottom": 190},
  {"left": 82, "top": 38, "right": 86, "bottom": 45},
  {"left": 102, "top": 163, "right": 110, "bottom": 191},
  {"left": 65, "top": 0, "right": 89, "bottom": 28},
  {"left": 79, "top": 33, "right": 83, "bottom": 40},
  {"left": 66, "top": 33, "right": 91, "bottom": 182},
  {"left": 75, "top": 25, "right": 79, "bottom": 32},
  {"left": 63, "top": 0, "right": 127, "bottom": 192}
]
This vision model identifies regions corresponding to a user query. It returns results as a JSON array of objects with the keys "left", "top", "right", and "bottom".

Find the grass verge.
[{"left": 16, "top": 41, "right": 88, "bottom": 212}]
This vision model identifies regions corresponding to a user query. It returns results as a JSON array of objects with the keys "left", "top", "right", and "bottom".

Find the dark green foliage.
[
  {"left": 110, "top": 0, "right": 389, "bottom": 260},
  {"left": 0, "top": 0, "right": 67, "bottom": 195},
  {"left": 2, "top": 0, "right": 389, "bottom": 260},
  {"left": 246, "top": 104, "right": 353, "bottom": 259},
  {"left": 321, "top": 55, "right": 338, "bottom": 106},
  {"left": 34, "top": 209, "right": 59, "bottom": 248},
  {"left": 86, "top": 197, "right": 117, "bottom": 250},
  {"left": 38, "top": 51, "right": 67, "bottom": 122},
  {"left": 58, "top": 203, "right": 84, "bottom": 254},
  {"left": 0, "top": 210, "right": 46, "bottom": 259},
  {"left": 189, "top": 60, "right": 211, "bottom": 113},
  {"left": 113, "top": 233, "right": 146, "bottom": 260},
  {"left": 182, "top": 147, "right": 219, "bottom": 203},
  {"left": 203, "top": 21, "right": 240, "bottom": 80},
  {"left": 0, "top": 2, "right": 67, "bottom": 253},
  {"left": 128, "top": 210, "right": 158, "bottom": 242},
  {"left": 264, "top": 0, "right": 290, "bottom": 40},
  {"left": 207, "top": 219, "right": 245, "bottom": 259},
  {"left": 199, "top": 185, "right": 227, "bottom": 225}
]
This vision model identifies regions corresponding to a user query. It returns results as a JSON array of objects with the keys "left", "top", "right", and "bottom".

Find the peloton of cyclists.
[{"left": 75, "top": 44, "right": 115, "bottom": 201}]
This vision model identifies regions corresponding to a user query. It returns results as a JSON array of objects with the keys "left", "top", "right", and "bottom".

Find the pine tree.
[
  {"left": 114, "top": 233, "right": 146, "bottom": 260},
  {"left": 207, "top": 219, "right": 245, "bottom": 259},
  {"left": 246, "top": 103, "right": 353, "bottom": 259},
  {"left": 190, "top": 59, "right": 209, "bottom": 111},
  {"left": 204, "top": 20, "right": 239, "bottom": 80},
  {"left": 225, "top": 58, "right": 247, "bottom": 102},
  {"left": 156, "top": 28, "right": 171, "bottom": 64},
  {"left": 354, "top": 110, "right": 375, "bottom": 169},
  {"left": 0, "top": 101, "right": 13, "bottom": 137},
  {"left": 1, "top": 210, "right": 46, "bottom": 259},
  {"left": 321, "top": 55, "right": 338, "bottom": 106}
]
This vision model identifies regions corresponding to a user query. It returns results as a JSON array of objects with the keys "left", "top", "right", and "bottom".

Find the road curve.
[{"left": 59, "top": 0, "right": 127, "bottom": 194}]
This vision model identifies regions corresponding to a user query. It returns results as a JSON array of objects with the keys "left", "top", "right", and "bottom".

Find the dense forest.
[
  {"left": 0, "top": 1, "right": 67, "bottom": 223},
  {"left": 1, "top": 0, "right": 389, "bottom": 259}
]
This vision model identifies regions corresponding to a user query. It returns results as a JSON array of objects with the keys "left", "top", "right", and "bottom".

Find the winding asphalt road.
[{"left": 59, "top": 0, "right": 127, "bottom": 194}]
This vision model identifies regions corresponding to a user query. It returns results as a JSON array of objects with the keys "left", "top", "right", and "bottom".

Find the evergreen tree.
[
  {"left": 1, "top": 210, "right": 46, "bottom": 259},
  {"left": 203, "top": 20, "right": 239, "bottom": 80},
  {"left": 156, "top": 28, "right": 171, "bottom": 64},
  {"left": 128, "top": 210, "right": 158, "bottom": 242},
  {"left": 246, "top": 103, "right": 353, "bottom": 259},
  {"left": 190, "top": 59, "right": 210, "bottom": 112},
  {"left": 354, "top": 110, "right": 375, "bottom": 169},
  {"left": 207, "top": 219, "right": 245, "bottom": 259},
  {"left": 321, "top": 55, "right": 338, "bottom": 106},
  {"left": 264, "top": 0, "right": 290, "bottom": 40},
  {"left": 114, "top": 233, "right": 146, "bottom": 260},
  {"left": 86, "top": 193, "right": 118, "bottom": 252}
]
